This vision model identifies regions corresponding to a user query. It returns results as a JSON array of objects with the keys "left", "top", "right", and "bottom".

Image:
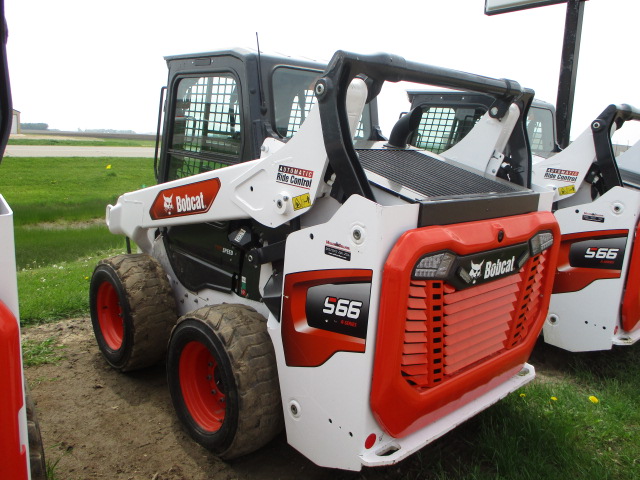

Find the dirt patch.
[
  {"left": 22, "top": 219, "right": 106, "bottom": 231},
  {"left": 22, "top": 318, "right": 394, "bottom": 480}
]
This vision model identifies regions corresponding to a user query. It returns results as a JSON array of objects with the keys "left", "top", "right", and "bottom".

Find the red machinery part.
[
  {"left": 178, "top": 340, "right": 227, "bottom": 432},
  {"left": 0, "top": 300, "right": 28, "bottom": 480},
  {"left": 553, "top": 229, "right": 627, "bottom": 294},
  {"left": 282, "top": 269, "right": 372, "bottom": 367},
  {"left": 621, "top": 223, "right": 640, "bottom": 333},
  {"left": 370, "top": 212, "right": 560, "bottom": 438}
]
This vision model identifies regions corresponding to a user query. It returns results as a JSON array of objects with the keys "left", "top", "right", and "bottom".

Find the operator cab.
[
  {"left": 158, "top": 48, "right": 382, "bottom": 184},
  {"left": 404, "top": 90, "right": 558, "bottom": 159},
  {"left": 154, "top": 49, "right": 383, "bottom": 300}
]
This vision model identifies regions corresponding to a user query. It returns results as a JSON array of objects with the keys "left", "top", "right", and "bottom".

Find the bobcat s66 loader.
[
  {"left": 90, "top": 49, "right": 560, "bottom": 470},
  {"left": 401, "top": 92, "right": 640, "bottom": 352}
]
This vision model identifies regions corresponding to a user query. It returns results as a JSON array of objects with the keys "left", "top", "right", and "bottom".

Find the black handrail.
[
  {"left": 154, "top": 86, "right": 167, "bottom": 181},
  {"left": 591, "top": 104, "right": 640, "bottom": 192}
]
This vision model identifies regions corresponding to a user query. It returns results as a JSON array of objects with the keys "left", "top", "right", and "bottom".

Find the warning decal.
[
  {"left": 292, "top": 193, "right": 312, "bottom": 211},
  {"left": 558, "top": 185, "right": 576, "bottom": 196}
]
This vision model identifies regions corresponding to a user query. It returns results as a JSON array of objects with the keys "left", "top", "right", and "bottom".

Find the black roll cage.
[{"left": 314, "top": 51, "right": 535, "bottom": 199}]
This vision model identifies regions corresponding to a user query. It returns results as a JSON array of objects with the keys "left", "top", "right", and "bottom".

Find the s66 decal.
[
  {"left": 569, "top": 237, "right": 627, "bottom": 270},
  {"left": 306, "top": 283, "right": 371, "bottom": 339}
]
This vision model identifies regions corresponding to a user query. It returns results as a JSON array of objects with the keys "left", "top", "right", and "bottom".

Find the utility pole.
[
  {"left": 485, "top": 0, "right": 588, "bottom": 148},
  {"left": 555, "top": 0, "right": 585, "bottom": 148}
]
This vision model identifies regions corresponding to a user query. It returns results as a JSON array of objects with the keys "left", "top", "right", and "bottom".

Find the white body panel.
[
  {"left": 269, "top": 195, "right": 536, "bottom": 470},
  {"left": 617, "top": 140, "right": 640, "bottom": 175},
  {"left": 0, "top": 194, "right": 19, "bottom": 318},
  {"left": 441, "top": 104, "right": 519, "bottom": 176},
  {"left": 543, "top": 187, "right": 640, "bottom": 351},
  {"left": 107, "top": 79, "right": 368, "bottom": 252},
  {"left": 0, "top": 194, "right": 30, "bottom": 479},
  {"left": 532, "top": 128, "right": 596, "bottom": 204}
]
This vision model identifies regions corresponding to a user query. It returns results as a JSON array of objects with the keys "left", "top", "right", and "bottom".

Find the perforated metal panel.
[
  {"left": 401, "top": 251, "right": 548, "bottom": 391},
  {"left": 357, "top": 149, "right": 520, "bottom": 198}
]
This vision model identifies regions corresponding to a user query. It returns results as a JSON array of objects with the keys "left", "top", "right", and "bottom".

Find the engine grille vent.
[{"left": 401, "top": 252, "right": 547, "bottom": 390}]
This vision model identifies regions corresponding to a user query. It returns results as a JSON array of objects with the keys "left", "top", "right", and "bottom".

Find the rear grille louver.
[{"left": 401, "top": 252, "right": 547, "bottom": 391}]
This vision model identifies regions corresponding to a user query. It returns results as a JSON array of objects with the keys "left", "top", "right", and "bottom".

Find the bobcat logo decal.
[
  {"left": 163, "top": 194, "right": 174, "bottom": 215},
  {"left": 149, "top": 178, "right": 221, "bottom": 221},
  {"left": 469, "top": 259, "right": 484, "bottom": 283}
]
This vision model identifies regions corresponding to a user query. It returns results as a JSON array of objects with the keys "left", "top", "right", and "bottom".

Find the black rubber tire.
[
  {"left": 167, "top": 304, "right": 283, "bottom": 460},
  {"left": 25, "top": 387, "right": 46, "bottom": 480},
  {"left": 89, "top": 254, "right": 177, "bottom": 372}
]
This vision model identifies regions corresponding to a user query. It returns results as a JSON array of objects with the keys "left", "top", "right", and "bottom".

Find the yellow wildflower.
[
  {"left": 106, "top": 164, "right": 112, "bottom": 169},
  {"left": 550, "top": 396, "right": 558, "bottom": 401},
  {"left": 589, "top": 395, "right": 599, "bottom": 404},
  {"left": 519, "top": 393, "right": 526, "bottom": 398}
]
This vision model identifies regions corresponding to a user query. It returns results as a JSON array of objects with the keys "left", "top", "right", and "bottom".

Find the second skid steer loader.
[{"left": 398, "top": 92, "right": 640, "bottom": 352}]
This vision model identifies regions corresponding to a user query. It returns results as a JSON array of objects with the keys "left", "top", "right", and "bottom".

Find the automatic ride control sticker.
[
  {"left": 544, "top": 168, "right": 579, "bottom": 183},
  {"left": 276, "top": 165, "right": 313, "bottom": 190}
]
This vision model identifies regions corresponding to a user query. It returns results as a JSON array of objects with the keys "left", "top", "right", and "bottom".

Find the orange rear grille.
[
  {"left": 371, "top": 212, "right": 560, "bottom": 438},
  {"left": 402, "top": 252, "right": 547, "bottom": 391}
]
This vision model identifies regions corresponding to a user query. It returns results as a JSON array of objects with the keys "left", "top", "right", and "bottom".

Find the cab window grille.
[{"left": 169, "top": 74, "right": 241, "bottom": 180}]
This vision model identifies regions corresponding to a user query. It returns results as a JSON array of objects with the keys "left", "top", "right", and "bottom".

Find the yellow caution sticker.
[
  {"left": 292, "top": 193, "right": 312, "bottom": 211},
  {"left": 558, "top": 185, "right": 576, "bottom": 196}
]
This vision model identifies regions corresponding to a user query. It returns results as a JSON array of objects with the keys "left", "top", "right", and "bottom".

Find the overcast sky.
[{"left": 6, "top": 0, "right": 640, "bottom": 144}]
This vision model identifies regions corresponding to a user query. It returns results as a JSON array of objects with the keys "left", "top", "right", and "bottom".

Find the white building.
[{"left": 11, "top": 109, "right": 20, "bottom": 134}]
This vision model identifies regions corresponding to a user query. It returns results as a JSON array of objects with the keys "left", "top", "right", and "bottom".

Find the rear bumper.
[{"left": 361, "top": 363, "right": 534, "bottom": 467}]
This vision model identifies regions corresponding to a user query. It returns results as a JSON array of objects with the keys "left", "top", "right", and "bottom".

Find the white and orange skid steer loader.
[
  {"left": 90, "top": 50, "right": 560, "bottom": 470},
  {"left": 532, "top": 104, "right": 640, "bottom": 351},
  {"left": 398, "top": 92, "right": 640, "bottom": 352},
  {"left": 0, "top": 0, "right": 47, "bottom": 477}
]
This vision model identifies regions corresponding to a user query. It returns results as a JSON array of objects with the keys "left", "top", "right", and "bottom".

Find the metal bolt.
[
  {"left": 315, "top": 82, "right": 325, "bottom": 96},
  {"left": 353, "top": 229, "right": 362, "bottom": 241},
  {"left": 490, "top": 106, "right": 499, "bottom": 116},
  {"left": 290, "top": 404, "right": 299, "bottom": 416},
  {"left": 247, "top": 254, "right": 254, "bottom": 263},
  {"left": 276, "top": 199, "right": 283, "bottom": 209},
  {"left": 211, "top": 389, "right": 217, "bottom": 395},
  {"left": 592, "top": 121, "right": 601, "bottom": 130}
]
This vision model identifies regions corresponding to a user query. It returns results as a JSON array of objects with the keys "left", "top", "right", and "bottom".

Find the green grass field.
[
  {"left": 393, "top": 343, "right": 640, "bottom": 479},
  {"left": 1, "top": 156, "right": 155, "bottom": 323}
]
